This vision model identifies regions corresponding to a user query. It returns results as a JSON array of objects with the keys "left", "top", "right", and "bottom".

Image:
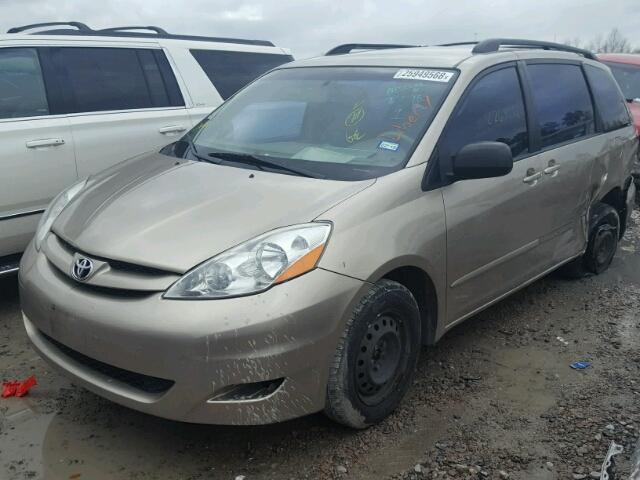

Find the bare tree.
[
  {"left": 587, "top": 28, "right": 634, "bottom": 53},
  {"left": 586, "top": 34, "right": 602, "bottom": 52},
  {"left": 563, "top": 37, "right": 583, "bottom": 49}
]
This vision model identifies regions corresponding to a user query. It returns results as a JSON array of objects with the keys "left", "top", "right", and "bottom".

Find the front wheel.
[
  {"left": 560, "top": 203, "right": 619, "bottom": 278},
  {"left": 324, "top": 280, "right": 421, "bottom": 429}
]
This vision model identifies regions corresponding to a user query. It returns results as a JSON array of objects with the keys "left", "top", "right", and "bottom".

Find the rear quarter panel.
[{"left": 589, "top": 125, "right": 637, "bottom": 205}]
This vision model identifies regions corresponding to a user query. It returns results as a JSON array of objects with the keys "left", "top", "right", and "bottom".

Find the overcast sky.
[{"left": 0, "top": 0, "right": 638, "bottom": 58}]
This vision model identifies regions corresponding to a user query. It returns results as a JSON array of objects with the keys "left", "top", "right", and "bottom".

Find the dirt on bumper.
[{"left": 19, "top": 245, "right": 367, "bottom": 425}]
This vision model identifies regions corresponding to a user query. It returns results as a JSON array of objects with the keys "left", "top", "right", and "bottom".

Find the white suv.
[{"left": 0, "top": 22, "right": 293, "bottom": 274}]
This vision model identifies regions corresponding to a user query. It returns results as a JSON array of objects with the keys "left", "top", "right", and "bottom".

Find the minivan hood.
[{"left": 54, "top": 153, "right": 373, "bottom": 272}]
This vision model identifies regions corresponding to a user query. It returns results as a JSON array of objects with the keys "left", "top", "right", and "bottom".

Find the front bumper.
[{"left": 19, "top": 244, "right": 367, "bottom": 425}]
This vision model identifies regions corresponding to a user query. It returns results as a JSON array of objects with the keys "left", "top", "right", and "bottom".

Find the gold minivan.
[{"left": 19, "top": 39, "right": 638, "bottom": 428}]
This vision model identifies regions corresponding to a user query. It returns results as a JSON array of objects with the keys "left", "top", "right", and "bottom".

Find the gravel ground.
[{"left": 1, "top": 208, "right": 639, "bottom": 480}]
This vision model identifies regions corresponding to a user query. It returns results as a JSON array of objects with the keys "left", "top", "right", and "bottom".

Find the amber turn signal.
[{"left": 275, "top": 243, "right": 326, "bottom": 284}]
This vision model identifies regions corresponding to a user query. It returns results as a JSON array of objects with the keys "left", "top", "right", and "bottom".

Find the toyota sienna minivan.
[{"left": 19, "top": 39, "right": 638, "bottom": 428}]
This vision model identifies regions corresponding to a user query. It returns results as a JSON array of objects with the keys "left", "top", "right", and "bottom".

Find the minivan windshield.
[
  {"left": 603, "top": 61, "right": 640, "bottom": 101},
  {"left": 179, "top": 66, "right": 456, "bottom": 180}
]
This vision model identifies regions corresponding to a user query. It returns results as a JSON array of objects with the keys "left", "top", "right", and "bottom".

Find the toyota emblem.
[{"left": 71, "top": 256, "right": 94, "bottom": 281}]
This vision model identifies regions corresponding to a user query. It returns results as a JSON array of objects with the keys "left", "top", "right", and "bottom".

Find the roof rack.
[
  {"left": 470, "top": 38, "right": 596, "bottom": 60},
  {"left": 7, "top": 22, "right": 91, "bottom": 33},
  {"left": 97, "top": 26, "right": 169, "bottom": 35},
  {"left": 326, "top": 43, "right": 417, "bottom": 56},
  {"left": 437, "top": 42, "right": 479, "bottom": 47},
  {"left": 6, "top": 22, "right": 275, "bottom": 47}
]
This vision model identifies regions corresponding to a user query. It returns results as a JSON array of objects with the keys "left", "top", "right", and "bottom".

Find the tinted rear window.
[
  {"left": 586, "top": 64, "right": 632, "bottom": 132},
  {"left": 190, "top": 49, "right": 293, "bottom": 99},
  {"left": 49, "top": 47, "right": 184, "bottom": 114},
  {"left": 0, "top": 48, "right": 49, "bottom": 119},
  {"left": 527, "top": 64, "right": 595, "bottom": 149}
]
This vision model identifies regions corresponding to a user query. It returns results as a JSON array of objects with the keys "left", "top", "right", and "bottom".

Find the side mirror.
[{"left": 452, "top": 141, "right": 513, "bottom": 180}]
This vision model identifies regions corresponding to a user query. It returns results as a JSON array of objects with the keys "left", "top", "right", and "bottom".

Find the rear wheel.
[
  {"left": 325, "top": 280, "right": 421, "bottom": 429},
  {"left": 560, "top": 203, "right": 619, "bottom": 278}
]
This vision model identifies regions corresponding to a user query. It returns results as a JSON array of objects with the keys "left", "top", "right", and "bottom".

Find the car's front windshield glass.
[
  {"left": 180, "top": 66, "right": 457, "bottom": 180},
  {"left": 604, "top": 61, "right": 640, "bottom": 101}
]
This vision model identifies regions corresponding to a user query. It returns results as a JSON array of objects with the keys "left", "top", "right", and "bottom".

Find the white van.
[{"left": 0, "top": 22, "right": 293, "bottom": 274}]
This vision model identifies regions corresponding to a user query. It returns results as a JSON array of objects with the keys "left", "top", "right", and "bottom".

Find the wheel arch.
[
  {"left": 378, "top": 265, "right": 439, "bottom": 346},
  {"left": 598, "top": 178, "right": 633, "bottom": 237}
]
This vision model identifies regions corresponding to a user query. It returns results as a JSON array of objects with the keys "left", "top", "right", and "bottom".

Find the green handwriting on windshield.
[{"left": 345, "top": 100, "right": 367, "bottom": 144}]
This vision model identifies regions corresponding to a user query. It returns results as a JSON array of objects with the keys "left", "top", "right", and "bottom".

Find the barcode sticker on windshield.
[{"left": 393, "top": 69, "right": 454, "bottom": 82}]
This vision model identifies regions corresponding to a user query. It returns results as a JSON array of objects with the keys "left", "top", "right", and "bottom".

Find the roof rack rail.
[
  {"left": 471, "top": 38, "right": 596, "bottom": 60},
  {"left": 6, "top": 22, "right": 275, "bottom": 47},
  {"left": 437, "top": 42, "right": 478, "bottom": 47},
  {"left": 97, "top": 26, "right": 169, "bottom": 35},
  {"left": 7, "top": 21, "right": 91, "bottom": 34},
  {"left": 326, "top": 43, "right": 417, "bottom": 56}
]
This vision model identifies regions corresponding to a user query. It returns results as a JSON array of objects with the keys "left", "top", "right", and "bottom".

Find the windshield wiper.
[
  {"left": 189, "top": 139, "right": 215, "bottom": 163},
  {"left": 176, "top": 135, "right": 215, "bottom": 164},
  {"left": 207, "top": 152, "right": 322, "bottom": 179}
]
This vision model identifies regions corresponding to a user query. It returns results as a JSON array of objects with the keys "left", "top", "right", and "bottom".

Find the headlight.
[
  {"left": 34, "top": 179, "right": 87, "bottom": 251},
  {"left": 164, "top": 223, "right": 331, "bottom": 299}
]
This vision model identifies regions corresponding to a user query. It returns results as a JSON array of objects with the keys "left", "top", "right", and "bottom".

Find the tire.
[
  {"left": 560, "top": 203, "right": 619, "bottom": 278},
  {"left": 324, "top": 279, "right": 421, "bottom": 429}
]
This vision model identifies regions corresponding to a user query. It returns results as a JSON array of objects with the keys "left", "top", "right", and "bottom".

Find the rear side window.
[
  {"left": 439, "top": 66, "right": 528, "bottom": 160},
  {"left": 585, "top": 65, "right": 631, "bottom": 132},
  {"left": 137, "top": 49, "right": 184, "bottom": 108},
  {"left": 527, "top": 64, "right": 594, "bottom": 149},
  {"left": 190, "top": 49, "right": 294, "bottom": 99},
  {"left": 0, "top": 48, "right": 49, "bottom": 119},
  {"left": 49, "top": 47, "right": 184, "bottom": 114}
]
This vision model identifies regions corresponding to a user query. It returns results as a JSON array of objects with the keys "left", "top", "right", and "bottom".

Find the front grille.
[
  {"left": 47, "top": 259, "right": 154, "bottom": 298},
  {"left": 41, "top": 331, "right": 174, "bottom": 395},
  {"left": 55, "top": 235, "right": 174, "bottom": 277},
  {"left": 48, "top": 233, "right": 177, "bottom": 297},
  {"left": 106, "top": 258, "right": 170, "bottom": 276}
]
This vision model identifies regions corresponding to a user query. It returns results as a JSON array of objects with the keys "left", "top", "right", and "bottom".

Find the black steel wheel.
[
  {"left": 587, "top": 220, "right": 618, "bottom": 273},
  {"left": 355, "top": 313, "right": 407, "bottom": 406},
  {"left": 560, "top": 202, "right": 619, "bottom": 278},
  {"left": 325, "top": 280, "right": 421, "bottom": 429}
]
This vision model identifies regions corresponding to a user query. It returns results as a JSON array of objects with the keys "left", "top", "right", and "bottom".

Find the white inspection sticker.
[
  {"left": 393, "top": 69, "right": 454, "bottom": 82},
  {"left": 378, "top": 140, "right": 400, "bottom": 151}
]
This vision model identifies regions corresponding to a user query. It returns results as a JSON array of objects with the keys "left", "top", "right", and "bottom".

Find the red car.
[{"left": 598, "top": 54, "right": 640, "bottom": 135}]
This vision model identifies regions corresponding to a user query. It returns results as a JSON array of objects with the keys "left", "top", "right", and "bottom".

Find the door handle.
[
  {"left": 159, "top": 125, "right": 187, "bottom": 135},
  {"left": 543, "top": 159, "right": 561, "bottom": 176},
  {"left": 523, "top": 169, "right": 542, "bottom": 184},
  {"left": 26, "top": 138, "right": 65, "bottom": 148}
]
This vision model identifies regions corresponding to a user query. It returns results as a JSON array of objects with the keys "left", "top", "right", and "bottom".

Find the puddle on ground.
[
  {"left": 354, "top": 342, "right": 573, "bottom": 478},
  {"left": 615, "top": 309, "right": 640, "bottom": 351}
]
